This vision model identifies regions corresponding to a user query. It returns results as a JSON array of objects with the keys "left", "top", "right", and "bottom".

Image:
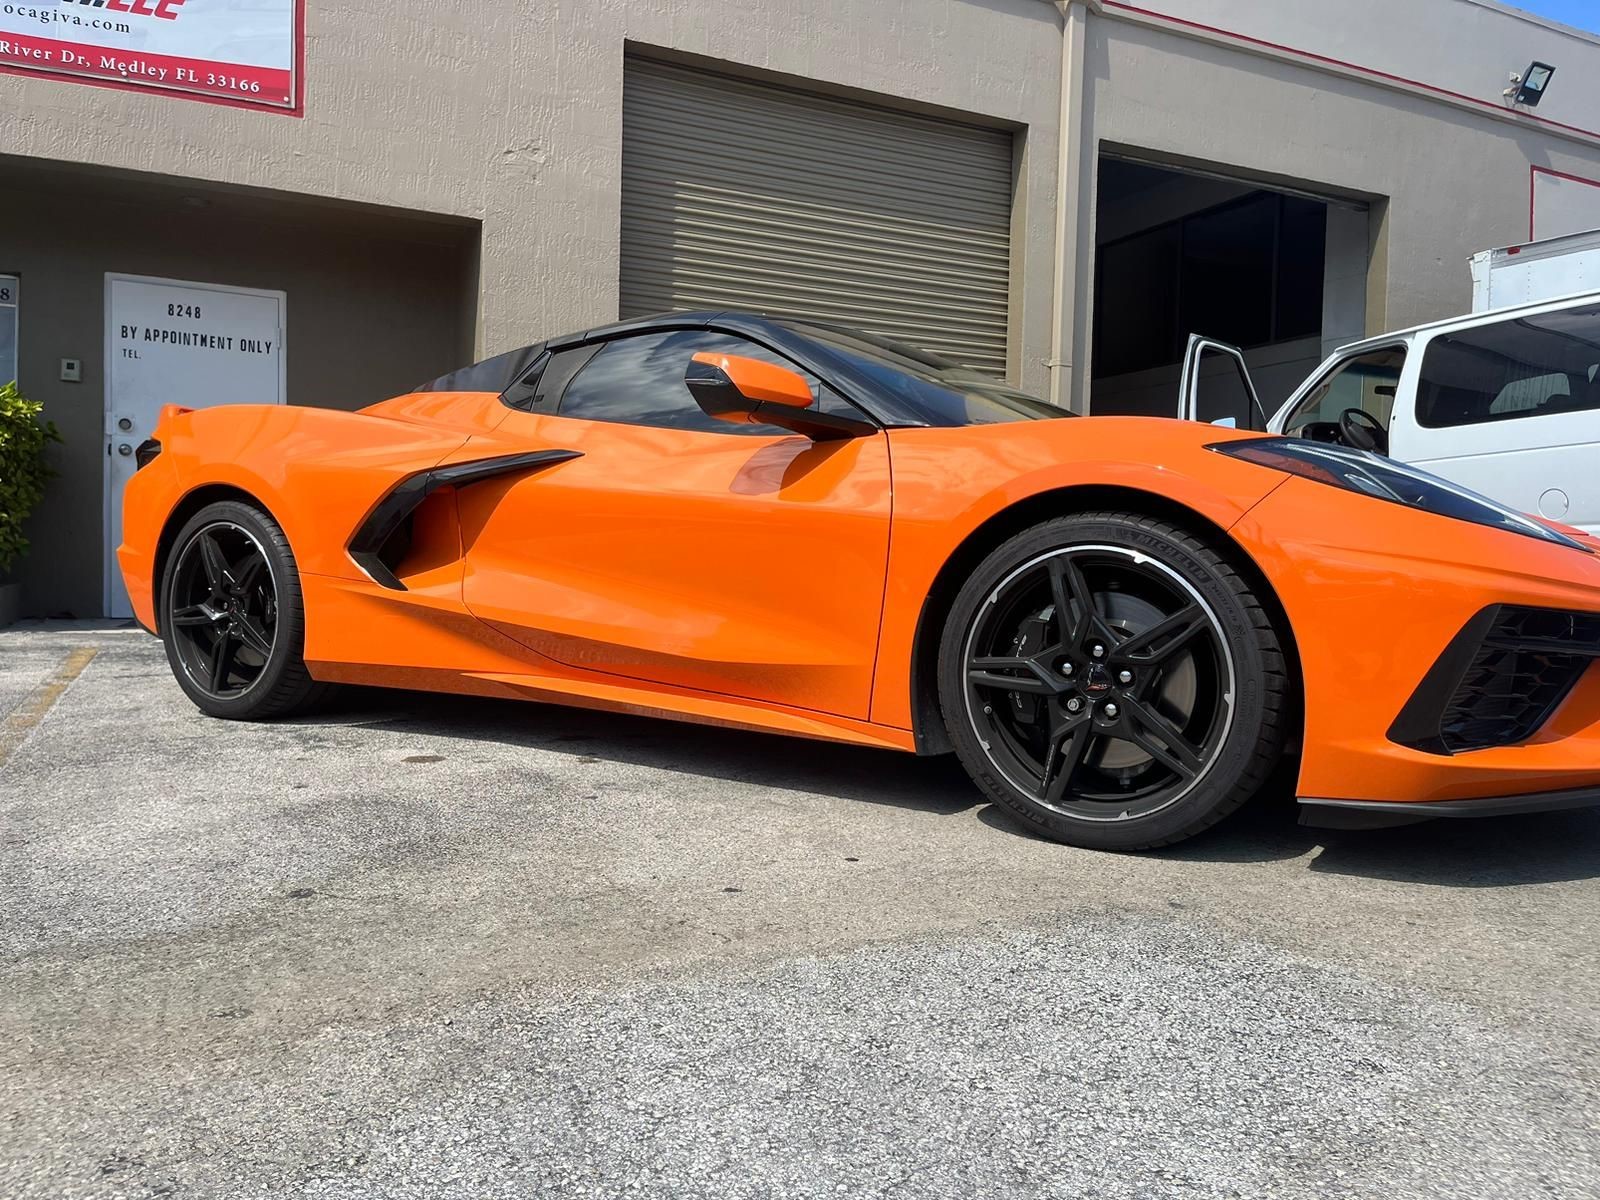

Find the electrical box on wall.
[{"left": 60, "top": 358, "right": 81, "bottom": 383}]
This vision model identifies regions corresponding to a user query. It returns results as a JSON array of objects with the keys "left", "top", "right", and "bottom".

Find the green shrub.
[{"left": 0, "top": 381, "right": 61, "bottom": 575}]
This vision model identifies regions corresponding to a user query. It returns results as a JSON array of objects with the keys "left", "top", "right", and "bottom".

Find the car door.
[
  {"left": 458, "top": 327, "right": 893, "bottom": 719},
  {"left": 1391, "top": 303, "right": 1600, "bottom": 533},
  {"left": 1176, "top": 335, "right": 1266, "bottom": 430}
]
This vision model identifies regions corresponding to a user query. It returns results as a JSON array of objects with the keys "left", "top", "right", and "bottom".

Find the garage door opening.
[{"left": 1090, "top": 155, "right": 1369, "bottom": 420}]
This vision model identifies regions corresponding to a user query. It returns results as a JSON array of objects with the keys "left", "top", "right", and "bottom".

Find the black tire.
[
  {"left": 937, "top": 511, "right": 1289, "bottom": 851},
  {"left": 158, "top": 499, "right": 329, "bottom": 720}
]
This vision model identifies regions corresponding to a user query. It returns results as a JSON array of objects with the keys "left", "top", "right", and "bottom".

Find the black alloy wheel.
[
  {"left": 938, "top": 512, "right": 1289, "bottom": 850},
  {"left": 168, "top": 521, "right": 278, "bottom": 698},
  {"left": 160, "top": 499, "right": 327, "bottom": 719}
]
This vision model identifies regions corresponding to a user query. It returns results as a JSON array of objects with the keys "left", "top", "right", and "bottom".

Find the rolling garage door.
[{"left": 620, "top": 59, "right": 1015, "bottom": 375}]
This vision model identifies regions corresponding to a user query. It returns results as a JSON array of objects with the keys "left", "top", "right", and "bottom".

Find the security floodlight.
[{"left": 1505, "top": 61, "right": 1555, "bottom": 107}]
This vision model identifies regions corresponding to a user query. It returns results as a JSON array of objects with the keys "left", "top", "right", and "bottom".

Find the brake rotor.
[{"left": 1095, "top": 592, "right": 1196, "bottom": 774}]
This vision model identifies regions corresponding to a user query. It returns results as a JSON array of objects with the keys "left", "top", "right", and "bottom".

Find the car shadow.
[
  {"left": 1151, "top": 789, "right": 1600, "bottom": 888},
  {"left": 311, "top": 688, "right": 982, "bottom": 819},
  {"left": 305, "top": 690, "right": 1600, "bottom": 888}
]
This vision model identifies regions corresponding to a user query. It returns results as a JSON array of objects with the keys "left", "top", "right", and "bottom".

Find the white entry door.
[{"left": 104, "top": 275, "right": 286, "bottom": 617}]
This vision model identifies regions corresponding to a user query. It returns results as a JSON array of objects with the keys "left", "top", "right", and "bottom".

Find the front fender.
[{"left": 869, "top": 418, "right": 1287, "bottom": 731}]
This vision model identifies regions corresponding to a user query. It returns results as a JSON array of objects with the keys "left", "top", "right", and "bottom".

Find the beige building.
[{"left": 4, "top": 0, "right": 1600, "bottom": 618}]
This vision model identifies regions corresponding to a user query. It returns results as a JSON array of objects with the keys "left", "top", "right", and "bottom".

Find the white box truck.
[{"left": 1470, "top": 228, "right": 1600, "bottom": 312}]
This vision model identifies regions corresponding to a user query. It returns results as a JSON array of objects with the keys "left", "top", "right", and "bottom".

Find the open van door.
[{"left": 1177, "top": 335, "right": 1267, "bottom": 431}]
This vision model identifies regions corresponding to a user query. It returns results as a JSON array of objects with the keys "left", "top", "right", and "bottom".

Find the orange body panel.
[
  {"left": 867, "top": 418, "right": 1288, "bottom": 731},
  {"left": 457, "top": 410, "right": 893, "bottom": 718},
  {"left": 1231, "top": 478, "right": 1600, "bottom": 802},
  {"left": 119, "top": 392, "right": 1600, "bottom": 810}
]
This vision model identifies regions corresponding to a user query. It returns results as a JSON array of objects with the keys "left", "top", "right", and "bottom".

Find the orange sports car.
[{"left": 119, "top": 312, "right": 1600, "bottom": 850}]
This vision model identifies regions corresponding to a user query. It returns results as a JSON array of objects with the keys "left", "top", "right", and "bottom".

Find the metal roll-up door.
[{"left": 620, "top": 59, "right": 1015, "bottom": 375}]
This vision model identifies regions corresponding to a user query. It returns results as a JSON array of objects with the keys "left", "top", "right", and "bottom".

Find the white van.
[{"left": 1179, "top": 290, "right": 1600, "bottom": 534}]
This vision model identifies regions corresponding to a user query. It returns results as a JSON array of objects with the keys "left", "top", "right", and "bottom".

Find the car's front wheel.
[
  {"left": 937, "top": 511, "right": 1289, "bottom": 850},
  {"left": 159, "top": 499, "right": 327, "bottom": 720}
]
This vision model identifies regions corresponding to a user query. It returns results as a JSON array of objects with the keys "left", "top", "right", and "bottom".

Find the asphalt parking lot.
[{"left": 4, "top": 625, "right": 1600, "bottom": 1199}]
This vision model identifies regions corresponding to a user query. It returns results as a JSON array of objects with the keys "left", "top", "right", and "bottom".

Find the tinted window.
[
  {"left": 1284, "top": 346, "right": 1405, "bottom": 433},
  {"left": 781, "top": 321, "right": 1068, "bottom": 426},
  {"left": 1092, "top": 193, "right": 1325, "bottom": 379},
  {"left": 1417, "top": 305, "right": 1600, "bottom": 428},
  {"left": 556, "top": 330, "right": 859, "bottom": 435}
]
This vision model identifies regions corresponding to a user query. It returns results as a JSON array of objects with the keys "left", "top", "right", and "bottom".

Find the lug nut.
[
  {"left": 1117, "top": 669, "right": 1133, "bottom": 685},
  {"left": 1060, "top": 662, "right": 1074, "bottom": 677},
  {"left": 1065, "top": 697, "right": 1083, "bottom": 713},
  {"left": 1091, "top": 643, "right": 1105, "bottom": 659},
  {"left": 1103, "top": 702, "right": 1120, "bottom": 719}
]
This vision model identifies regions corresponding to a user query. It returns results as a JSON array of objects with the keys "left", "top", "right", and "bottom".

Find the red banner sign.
[{"left": 0, "top": 0, "right": 302, "bottom": 114}]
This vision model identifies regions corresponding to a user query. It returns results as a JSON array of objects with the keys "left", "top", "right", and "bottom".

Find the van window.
[
  {"left": 1416, "top": 304, "right": 1600, "bottom": 428},
  {"left": 1283, "top": 346, "right": 1406, "bottom": 434}
]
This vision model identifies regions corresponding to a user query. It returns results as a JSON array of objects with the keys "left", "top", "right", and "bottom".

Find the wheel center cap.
[{"left": 1082, "top": 663, "right": 1114, "bottom": 697}]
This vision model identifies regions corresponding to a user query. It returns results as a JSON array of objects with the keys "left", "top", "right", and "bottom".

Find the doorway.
[
  {"left": 103, "top": 275, "right": 286, "bottom": 618},
  {"left": 1090, "top": 154, "right": 1368, "bottom": 419}
]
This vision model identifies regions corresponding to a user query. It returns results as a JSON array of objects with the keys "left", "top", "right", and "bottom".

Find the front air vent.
[{"left": 1390, "top": 606, "right": 1600, "bottom": 755}]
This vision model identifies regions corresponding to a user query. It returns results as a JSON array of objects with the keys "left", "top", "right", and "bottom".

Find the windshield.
[{"left": 781, "top": 320, "right": 1069, "bottom": 426}]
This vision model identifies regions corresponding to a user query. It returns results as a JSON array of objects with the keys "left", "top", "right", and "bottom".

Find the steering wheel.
[{"left": 1338, "top": 407, "right": 1388, "bottom": 455}]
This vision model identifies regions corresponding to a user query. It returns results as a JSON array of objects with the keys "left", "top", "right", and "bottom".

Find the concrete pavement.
[{"left": 4, "top": 625, "right": 1600, "bottom": 1198}]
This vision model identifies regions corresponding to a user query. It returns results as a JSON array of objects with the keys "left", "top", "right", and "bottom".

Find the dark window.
[
  {"left": 1093, "top": 192, "right": 1326, "bottom": 379},
  {"left": 555, "top": 329, "right": 859, "bottom": 435},
  {"left": 782, "top": 321, "right": 1069, "bottom": 426},
  {"left": 499, "top": 352, "right": 550, "bottom": 411},
  {"left": 1095, "top": 225, "right": 1180, "bottom": 379},
  {"left": 1179, "top": 194, "right": 1276, "bottom": 350},
  {"left": 1417, "top": 305, "right": 1600, "bottom": 428},
  {"left": 1275, "top": 197, "right": 1327, "bottom": 341}
]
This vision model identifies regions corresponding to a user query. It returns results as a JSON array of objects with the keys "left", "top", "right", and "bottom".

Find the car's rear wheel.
[
  {"left": 937, "top": 511, "right": 1289, "bottom": 850},
  {"left": 159, "top": 499, "right": 327, "bottom": 720}
]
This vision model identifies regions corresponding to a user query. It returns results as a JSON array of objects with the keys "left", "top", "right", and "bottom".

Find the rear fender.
[{"left": 150, "top": 402, "right": 478, "bottom": 581}]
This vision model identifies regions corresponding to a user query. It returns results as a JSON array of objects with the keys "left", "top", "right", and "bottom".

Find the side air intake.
[{"left": 1389, "top": 605, "right": 1600, "bottom": 754}]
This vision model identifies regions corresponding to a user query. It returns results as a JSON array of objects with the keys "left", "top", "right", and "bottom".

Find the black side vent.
[
  {"left": 1390, "top": 606, "right": 1600, "bottom": 755},
  {"left": 347, "top": 448, "right": 581, "bottom": 591}
]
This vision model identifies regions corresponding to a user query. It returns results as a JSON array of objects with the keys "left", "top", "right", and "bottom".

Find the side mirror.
[{"left": 684, "top": 352, "right": 874, "bottom": 441}]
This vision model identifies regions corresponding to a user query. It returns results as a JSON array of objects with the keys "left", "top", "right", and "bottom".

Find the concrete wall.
[
  {"left": 1112, "top": 0, "right": 1600, "bottom": 136},
  {"left": 0, "top": 164, "right": 476, "bottom": 618},
  {"left": 10, "top": 0, "right": 1600, "bottom": 613},
  {"left": 1065, "top": 7, "right": 1600, "bottom": 408},
  {"left": 0, "top": 0, "right": 1065, "bottom": 395}
]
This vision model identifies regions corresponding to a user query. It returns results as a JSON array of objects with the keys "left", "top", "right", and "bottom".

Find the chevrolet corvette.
[{"left": 119, "top": 312, "right": 1600, "bottom": 849}]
